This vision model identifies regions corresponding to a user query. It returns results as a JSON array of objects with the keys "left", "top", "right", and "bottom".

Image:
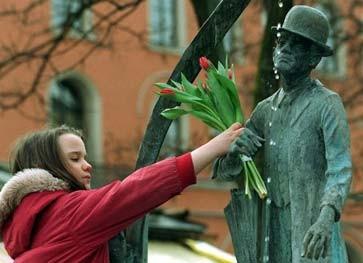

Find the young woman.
[{"left": 0, "top": 123, "right": 242, "bottom": 262}]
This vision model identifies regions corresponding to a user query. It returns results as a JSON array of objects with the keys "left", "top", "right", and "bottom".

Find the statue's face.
[{"left": 273, "top": 31, "right": 313, "bottom": 76}]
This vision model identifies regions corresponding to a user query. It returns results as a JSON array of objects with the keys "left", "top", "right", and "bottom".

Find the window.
[
  {"left": 148, "top": 0, "right": 185, "bottom": 51},
  {"left": 160, "top": 119, "right": 183, "bottom": 158},
  {"left": 49, "top": 79, "right": 84, "bottom": 131},
  {"left": 223, "top": 19, "right": 244, "bottom": 64},
  {"left": 51, "top": 0, "right": 94, "bottom": 39},
  {"left": 159, "top": 115, "right": 189, "bottom": 159},
  {"left": 315, "top": 4, "right": 346, "bottom": 76}
]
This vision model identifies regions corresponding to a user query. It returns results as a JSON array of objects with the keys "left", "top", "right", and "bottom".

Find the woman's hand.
[
  {"left": 209, "top": 123, "right": 244, "bottom": 157},
  {"left": 191, "top": 123, "right": 243, "bottom": 174}
]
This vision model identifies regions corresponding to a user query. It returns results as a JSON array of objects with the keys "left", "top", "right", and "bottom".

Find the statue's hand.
[
  {"left": 213, "top": 128, "right": 264, "bottom": 181},
  {"left": 230, "top": 128, "right": 264, "bottom": 157},
  {"left": 213, "top": 151, "right": 242, "bottom": 181},
  {"left": 302, "top": 206, "right": 335, "bottom": 260}
]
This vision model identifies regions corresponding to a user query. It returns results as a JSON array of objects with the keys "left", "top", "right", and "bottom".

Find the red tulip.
[
  {"left": 160, "top": 88, "right": 174, "bottom": 95},
  {"left": 228, "top": 69, "right": 233, "bottom": 80},
  {"left": 199, "top": 56, "right": 211, "bottom": 70}
]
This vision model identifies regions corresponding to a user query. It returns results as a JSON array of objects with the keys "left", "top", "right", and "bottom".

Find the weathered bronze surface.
[{"left": 214, "top": 5, "right": 351, "bottom": 263}]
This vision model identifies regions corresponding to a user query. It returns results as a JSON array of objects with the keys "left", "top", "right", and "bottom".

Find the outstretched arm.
[{"left": 62, "top": 123, "right": 243, "bottom": 248}]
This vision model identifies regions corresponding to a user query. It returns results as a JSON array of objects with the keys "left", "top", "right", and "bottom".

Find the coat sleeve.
[
  {"left": 62, "top": 153, "right": 195, "bottom": 248},
  {"left": 212, "top": 101, "right": 266, "bottom": 181},
  {"left": 320, "top": 94, "right": 352, "bottom": 221}
]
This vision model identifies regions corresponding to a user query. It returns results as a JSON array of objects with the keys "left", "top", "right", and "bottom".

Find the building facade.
[{"left": 0, "top": 0, "right": 362, "bottom": 261}]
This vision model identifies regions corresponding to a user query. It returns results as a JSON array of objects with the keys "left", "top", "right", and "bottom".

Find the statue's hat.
[{"left": 272, "top": 5, "right": 333, "bottom": 57}]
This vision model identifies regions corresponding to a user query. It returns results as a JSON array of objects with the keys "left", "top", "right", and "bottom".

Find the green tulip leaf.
[
  {"left": 214, "top": 74, "right": 244, "bottom": 123},
  {"left": 170, "top": 80, "right": 184, "bottom": 90},
  {"left": 181, "top": 74, "right": 198, "bottom": 96},
  {"left": 173, "top": 91, "right": 203, "bottom": 104},
  {"left": 154, "top": 82, "right": 175, "bottom": 90},
  {"left": 190, "top": 110, "right": 226, "bottom": 131},
  {"left": 217, "top": 61, "right": 227, "bottom": 77},
  {"left": 207, "top": 72, "right": 235, "bottom": 126},
  {"left": 161, "top": 107, "right": 189, "bottom": 120}
]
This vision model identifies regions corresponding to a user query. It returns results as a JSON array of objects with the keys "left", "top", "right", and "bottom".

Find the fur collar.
[{"left": 0, "top": 169, "right": 70, "bottom": 230}]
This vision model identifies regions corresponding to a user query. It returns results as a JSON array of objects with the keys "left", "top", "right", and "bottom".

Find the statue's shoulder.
[
  {"left": 310, "top": 80, "right": 345, "bottom": 112},
  {"left": 256, "top": 89, "right": 280, "bottom": 107},
  {"left": 313, "top": 80, "right": 339, "bottom": 99},
  {"left": 250, "top": 89, "right": 281, "bottom": 116}
]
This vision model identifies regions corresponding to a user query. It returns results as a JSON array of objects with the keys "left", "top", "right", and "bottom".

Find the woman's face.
[{"left": 58, "top": 133, "right": 92, "bottom": 190}]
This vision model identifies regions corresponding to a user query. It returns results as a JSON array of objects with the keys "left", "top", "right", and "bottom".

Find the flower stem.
[
  {"left": 193, "top": 101, "right": 227, "bottom": 130},
  {"left": 243, "top": 161, "right": 252, "bottom": 199},
  {"left": 247, "top": 161, "right": 267, "bottom": 198}
]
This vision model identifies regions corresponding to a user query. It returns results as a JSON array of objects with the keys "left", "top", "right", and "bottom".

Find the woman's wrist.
[{"left": 191, "top": 142, "right": 219, "bottom": 175}]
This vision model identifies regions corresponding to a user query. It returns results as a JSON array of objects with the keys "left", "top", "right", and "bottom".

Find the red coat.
[{"left": 1, "top": 154, "right": 195, "bottom": 262}]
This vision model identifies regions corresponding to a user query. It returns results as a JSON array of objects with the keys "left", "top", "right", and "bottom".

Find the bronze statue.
[{"left": 214, "top": 5, "right": 352, "bottom": 263}]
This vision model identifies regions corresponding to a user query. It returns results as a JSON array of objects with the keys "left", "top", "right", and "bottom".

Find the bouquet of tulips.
[{"left": 155, "top": 57, "right": 267, "bottom": 199}]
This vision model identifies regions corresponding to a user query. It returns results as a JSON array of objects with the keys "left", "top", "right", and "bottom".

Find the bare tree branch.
[
  {"left": 0, "top": 0, "right": 361, "bottom": 115},
  {"left": 0, "top": 0, "right": 145, "bottom": 111}
]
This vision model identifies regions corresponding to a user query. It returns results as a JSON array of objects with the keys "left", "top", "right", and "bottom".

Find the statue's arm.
[
  {"left": 319, "top": 94, "right": 352, "bottom": 221},
  {"left": 302, "top": 94, "right": 352, "bottom": 259},
  {"left": 212, "top": 102, "right": 265, "bottom": 181}
]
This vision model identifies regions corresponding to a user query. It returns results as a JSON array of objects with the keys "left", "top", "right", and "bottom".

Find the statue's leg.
[
  {"left": 224, "top": 189, "right": 261, "bottom": 263},
  {"left": 269, "top": 203, "right": 292, "bottom": 263}
]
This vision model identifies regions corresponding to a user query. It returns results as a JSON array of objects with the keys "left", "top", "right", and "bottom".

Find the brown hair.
[{"left": 9, "top": 125, "right": 86, "bottom": 190}]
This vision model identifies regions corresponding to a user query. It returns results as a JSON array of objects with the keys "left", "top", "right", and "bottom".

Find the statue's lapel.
[
  {"left": 267, "top": 88, "right": 282, "bottom": 123},
  {"left": 289, "top": 85, "right": 317, "bottom": 127}
]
